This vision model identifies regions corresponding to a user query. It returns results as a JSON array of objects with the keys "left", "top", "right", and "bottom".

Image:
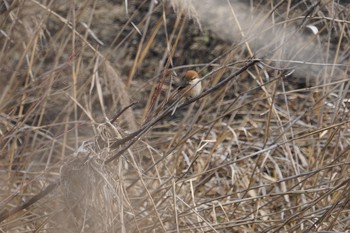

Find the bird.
[
  {"left": 168, "top": 70, "right": 202, "bottom": 115},
  {"left": 177, "top": 70, "right": 202, "bottom": 98}
]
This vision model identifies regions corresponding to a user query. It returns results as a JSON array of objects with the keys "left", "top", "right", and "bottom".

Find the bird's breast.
[{"left": 186, "top": 78, "right": 202, "bottom": 97}]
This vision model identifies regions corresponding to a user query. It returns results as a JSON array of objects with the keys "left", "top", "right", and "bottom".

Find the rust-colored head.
[
  {"left": 184, "top": 70, "right": 199, "bottom": 81},
  {"left": 179, "top": 70, "right": 202, "bottom": 98}
]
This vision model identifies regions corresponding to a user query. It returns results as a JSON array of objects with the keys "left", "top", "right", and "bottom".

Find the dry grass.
[{"left": 1, "top": 0, "right": 350, "bottom": 232}]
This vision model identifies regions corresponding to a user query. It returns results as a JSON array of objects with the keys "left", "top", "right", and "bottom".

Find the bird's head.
[{"left": 184, "top": 70, "right": 199, "bottom": 81}]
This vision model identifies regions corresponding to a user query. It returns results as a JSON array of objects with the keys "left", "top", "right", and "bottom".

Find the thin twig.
[
  {"left": 0, "top": 181, "right": 60, "bottom": 223},
  {"left": 110, "top": 102, "right": 138, "bottom": 124}
]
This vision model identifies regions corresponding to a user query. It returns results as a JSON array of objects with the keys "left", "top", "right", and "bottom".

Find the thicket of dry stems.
[{"left": 0, "top": 0, "right": 350, "bottom": 232}]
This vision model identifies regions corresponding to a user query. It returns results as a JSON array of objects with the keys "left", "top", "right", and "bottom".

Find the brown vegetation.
[{"left": 0, "top": 0, "right": 350, "bottom": 232}]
